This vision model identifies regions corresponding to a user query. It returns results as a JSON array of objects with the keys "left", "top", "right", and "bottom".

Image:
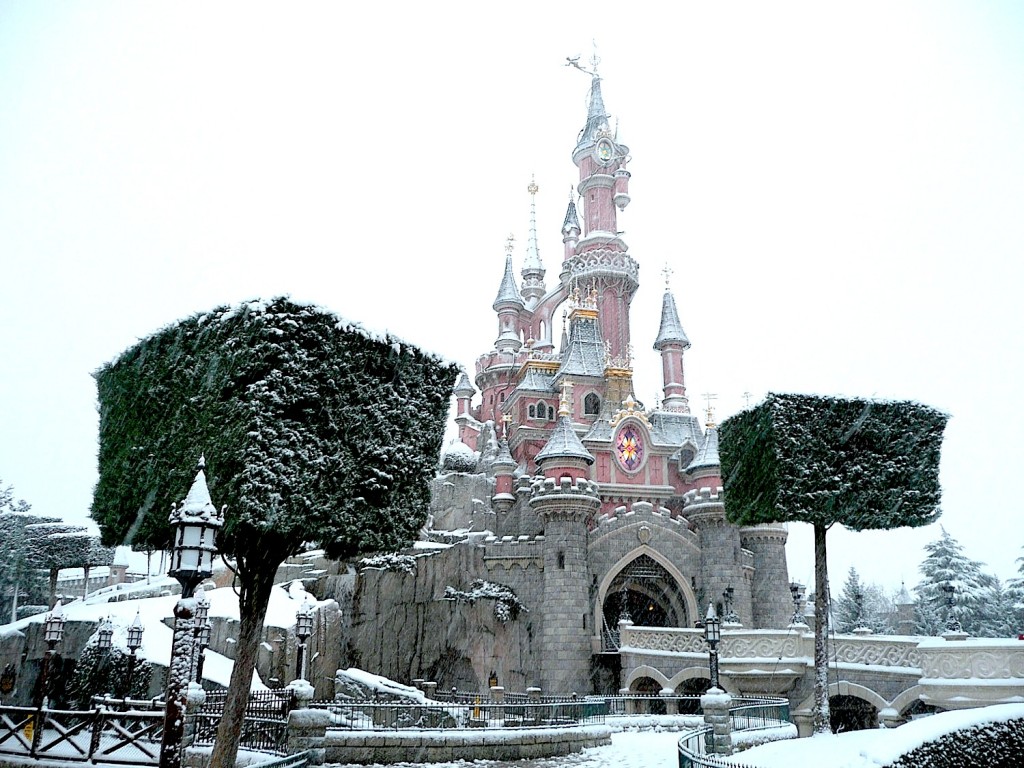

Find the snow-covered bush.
[
  {"left": 67, "top": 642, "right": 152, "bottom": 709},
  {"left": 359, "top": 553, "right": 417, "bottom": 573},
  {"left": 443, "top": 579, "right": 527, "bottom": 623},
  {"left": 887, "top": 716, "right": 1024, "bottom": 768},
  {"left": 441, "top": 442, "right": 478, "bottom": 473}
]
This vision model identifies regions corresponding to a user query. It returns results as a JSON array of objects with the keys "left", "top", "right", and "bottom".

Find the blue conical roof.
[
  {"left": 686, "top": 425, "right": 720, "bottom": 473},
  {"left": 536, "top": 414, "right": 595, "bottom": 466},
  {"left": 492, "top": 254, "right": 524, "bottom": 310},
  {"left": 653, "top": 290, "right": 691, "bottom": 351}
]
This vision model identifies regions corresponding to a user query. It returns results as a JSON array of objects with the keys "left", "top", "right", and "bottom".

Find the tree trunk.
[
  {"left": 813, "top": 522, "right": 831, "bottom": 734},
  {"left": 48, "top": 568, "right": 58, "bottom": 608},
  {"left": 209, "top": 564, "right": 277, "bottom": 768},
  {"left": 10, "top": 581, "right": 18, "bottom": 623}
]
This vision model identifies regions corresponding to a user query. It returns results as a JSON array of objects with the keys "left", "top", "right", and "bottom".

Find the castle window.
[
  {"left": 547, "top": 405, "right": 555, "bottom": 420},
  {"left": 528, "top": 404, "right": 536, "bottom": 419},
  {"left": 500, "top": 392, "right": 505, "bottom": 403},
  {"left": 584, "top": 393, "right": 600, "bottom": 415},
  {"left": 558, "top": 551, "right": 565, "bottom": 570}
]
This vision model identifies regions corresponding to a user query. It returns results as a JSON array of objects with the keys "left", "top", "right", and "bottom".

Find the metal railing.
[
  {"left": 677, "top": 698, "right": 793, "bottom": 768},
  {"left": 0, "top": 705, "right": 164, "bottom": 765},
  {"left": 311, "top": 698, "right": 607, "bottom": 730},
  {"left": 190, "top": 689, "right": 296, "bottom": 755}
]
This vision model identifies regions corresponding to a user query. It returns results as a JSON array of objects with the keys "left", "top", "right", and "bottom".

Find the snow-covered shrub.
[
  {"left": 441, "top": 442, "right": 478, "bottom": 473},
  {"left": 443, "top": 579, "right": 527, "bottom": 623},
  {"left": 67, "top": 642, "right": 152, "bottom": 709},
  {"left": 887, "top": 716, "right": 1024, "bottom": 768},
  {"left": 358, "top": 553, "right": 417, "bottom": 573}
]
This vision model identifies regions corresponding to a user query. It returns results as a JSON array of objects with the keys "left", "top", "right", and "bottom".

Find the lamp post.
[
  {"left": 941, "top": 583, "right": 962, "bottom": 633},
  {"left": 125, "top": 610, "right": 144, "bottom": 699},
  {"left": 192, "top": 587, "right": 210, "bottom": 684},
  {"left": 789, "top": 582, "right": 807, "bottom": 626},
  {"left": 160, "top": 459, "right": 224, "bottom": 768},
  {"left": 97, "top": 618, "right": 114, "bottom": 651},
  {"left": 295, "top": 602, "right": 314, "bottom": 681},
  {"left": 703, "top": 602, "right": 721, "bottom": 691},
  {"left": 35, "top": 600, "right": 66, "bottom": 708}
]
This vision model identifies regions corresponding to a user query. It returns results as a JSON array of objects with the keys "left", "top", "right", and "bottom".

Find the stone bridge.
[{"left": 617, "top": 622, "right": 1024, "bottom": 735}]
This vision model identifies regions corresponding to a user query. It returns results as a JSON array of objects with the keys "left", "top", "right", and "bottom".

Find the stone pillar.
[
  {"left": 619, "top": 687, "right": 634, "bottom": 715},
  {"left": 685, "top": 489, "right": 744, "bottom": 624},
  {"left": 286, "top": 679, "right": 328, "bottom": 765},
  {"left": 422, "top": 681, "right": 437, "bottom": 700},
  {"left": 700, "top": 689, "right": 732, "bottom": 756},
  {"left": 182, "top": 683, "right": 206, "bottom": 751},
  {"left": 792, "top": 710, "right": 814, "bottom": 738},
  {"left": 660, "top": 688, "right": 678, "bottom": 715}
]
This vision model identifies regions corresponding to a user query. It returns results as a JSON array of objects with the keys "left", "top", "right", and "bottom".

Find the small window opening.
[{"left": 558, "top": 551, "right": 566, "bottom": 570}]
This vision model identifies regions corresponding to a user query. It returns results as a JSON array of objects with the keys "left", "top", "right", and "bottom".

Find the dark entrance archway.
[
  {"left": 830, "top": 694, "right": 878, "bottom": 733},
  {"left": 602, "top": 554, "right": 690, "bottom": 635}
]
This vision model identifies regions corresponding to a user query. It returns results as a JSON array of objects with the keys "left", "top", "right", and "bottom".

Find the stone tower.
[{"left": 531, "top": 388, "right": 601, "bottom": 693}]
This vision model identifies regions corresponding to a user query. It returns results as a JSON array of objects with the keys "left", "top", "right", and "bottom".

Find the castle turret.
[
  {"left": 653, "top": 283, "right": 691, "bottom": 413},
  {"left": 530, "top": 384, "right": 599, "bottom": 693},
  {"left": 493, "top": 238, "right": 524, "bottom": 354},
  {"left": 560, "top": 194, "right": 581, "bottom": 279},
  {"left": 683, "top": 418, "right": 753, "bottom": 626}
]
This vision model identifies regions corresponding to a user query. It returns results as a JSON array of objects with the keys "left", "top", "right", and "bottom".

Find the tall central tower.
[{"left": 565, "top": 68, "right": 638, "bottom": 365}]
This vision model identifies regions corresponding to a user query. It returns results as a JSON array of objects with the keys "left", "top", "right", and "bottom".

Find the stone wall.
[
  {"left": 323, "top": 724, "right": 611, "bottom": 764},
  {"left": 348, "top": 544, "right": 543, "bottom": 693}
]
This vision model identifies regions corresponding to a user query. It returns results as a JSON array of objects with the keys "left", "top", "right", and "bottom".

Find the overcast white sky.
[{"left": 1, "top": 3, "right": 1022, "bottom": 596}]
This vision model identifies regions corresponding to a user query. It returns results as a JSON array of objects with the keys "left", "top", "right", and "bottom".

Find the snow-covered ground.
[{"left": 320, "top": 704, "right": 1024, "bottom": 768}]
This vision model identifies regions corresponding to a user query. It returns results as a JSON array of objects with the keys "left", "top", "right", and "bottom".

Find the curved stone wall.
[{"left": 323, "top": 724, "right": 611, "bottom": 764}]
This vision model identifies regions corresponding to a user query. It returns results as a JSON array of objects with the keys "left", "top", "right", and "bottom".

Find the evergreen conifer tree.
[{"left": 0, "top": 482, "right": 55, "bottom": 621}]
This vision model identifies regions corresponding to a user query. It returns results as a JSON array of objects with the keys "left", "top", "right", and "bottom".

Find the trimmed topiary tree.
[
  {"left": 719, "top": 393, "right": 947, "bottom": 733},
  {"left": 91, "top": 297, "right": 459, "bottom": 768}
]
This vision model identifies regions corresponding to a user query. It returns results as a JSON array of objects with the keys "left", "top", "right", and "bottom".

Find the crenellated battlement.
[
  {"left": 595, "top": 500, "right": 683, "bottom": 528},
  {"left": 682, "top": 486, "right": 725, "bottom": 507},
  {"left": 481, "top": 534, "right": 546, "bottom": 571},
  {"left": 530, "top": 475, "right": 601, "bottom": 499}
]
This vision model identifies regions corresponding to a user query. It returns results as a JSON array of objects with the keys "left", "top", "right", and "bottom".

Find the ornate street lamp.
[
  {"left": 97, "top": 617, "right": 114, "bottom": 651},
  {"left": 161, "top": 458, "right": 224, "bottom": 768},
  {"left": 703, "top": 602, "right": 721, "bottom": 691},
  {"left": 941, "top": 583, "right": 962, "bottom": 633},
  {"left": 789, "top": 582, "right": 807, "bottom": 626},
  {"left": 295, "top": 602, "right": 314, "bottom": 681},
  {"left": 124, "top": 610, "right": 144, "bottom": 698},
  {"left": 35, "top": 601, "right": 66, "bottom": 708}
]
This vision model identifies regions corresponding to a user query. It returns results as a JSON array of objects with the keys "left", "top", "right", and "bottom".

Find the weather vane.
[
  {"left": 743, "top": 391, "right": 752, "bottom": 408},
  {"left": 565, "top": 41, "right": 601, "bottom": 77}
]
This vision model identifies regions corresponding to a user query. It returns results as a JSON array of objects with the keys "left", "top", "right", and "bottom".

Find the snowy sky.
[{"left": 1, "top": 2, "right": 1022, "bottom": 596}]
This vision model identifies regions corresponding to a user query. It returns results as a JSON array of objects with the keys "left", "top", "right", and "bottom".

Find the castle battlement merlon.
[{"left": 681, "top": 486, "right": 725, "bottom": 506}]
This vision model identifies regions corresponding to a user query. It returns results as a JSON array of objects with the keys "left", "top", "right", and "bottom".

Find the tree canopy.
[
  {"left": 719, "top": 393, "right": 948, "bottom": 531},
  {"left": 90, "top": 296, "right": 459, "bottom": 768},
  {"left": 91, "top": 297, "right": 460, "bottom": 563}
]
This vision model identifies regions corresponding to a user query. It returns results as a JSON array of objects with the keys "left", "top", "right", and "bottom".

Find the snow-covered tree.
[
  {"left": 25, "top": 522, "right": 93, "bottom": 607},
  {"left": 915, "top": 527, "right": 985, "bottom": 634},
  {"left": 0, "top": 481, "right": 56, "bottom": 621},
  {"left": 91, "top": 297, "right": 459, "bottom": 768},
  {"left": 720, "top": 393, "right": 947, "bottom": 733},
  {"left": 832, "top": 568, "right": 895, "bottom": 634}
]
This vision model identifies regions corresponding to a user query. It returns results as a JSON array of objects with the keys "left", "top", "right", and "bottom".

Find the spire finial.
[
  {"left": 523, "top": 176, "right": 543, "bottom": 273},
  {"left": 662, "top": 264, "right": 673, "bottom": 290},
  {"left": 506, "top": 233, "right": 515, "bottom": 253},
  {"left": 528, "top": 175, "right": 538, "bottom": 197},
  {"left": 703, "top": 392, "right": 718, "bottom": 428},
  {"left": 743, "top": 391, "right": 752, "bottom": 408},
  {"left": 590, "top": 41, "right": 601, "bottom": 75}
]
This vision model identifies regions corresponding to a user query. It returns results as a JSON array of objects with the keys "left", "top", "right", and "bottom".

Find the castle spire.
[
  {"left": 521, "top": 177, "right": 546, "bottom": 307},
  {"left": 577, "top": 73, "right": 610, "bottom": 152},
  {"left": 653, "top": 269, "right": 691, "bottom": 412},
  {"left": 493, "top": 235, "right": 524, "bottom": 353}
]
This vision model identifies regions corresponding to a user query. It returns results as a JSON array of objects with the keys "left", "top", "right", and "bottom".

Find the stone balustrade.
[{"left": 618, "top": 625, "right": 1024, "bottom": 715}]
